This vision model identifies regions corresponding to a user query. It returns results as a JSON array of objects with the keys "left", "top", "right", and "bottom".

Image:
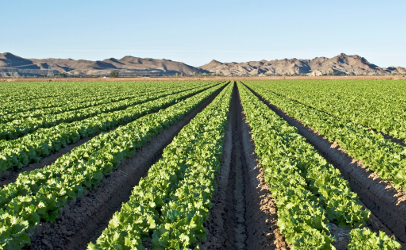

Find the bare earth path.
[{"left": 201, "top": 83, "right": 288, "bottom": 250}]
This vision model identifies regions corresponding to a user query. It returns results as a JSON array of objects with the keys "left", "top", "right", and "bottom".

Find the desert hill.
[
  {"left": 0, "top": 52, "right": 405, "bottom": 77},
  {"left": 199, "top": 53, "right": 406, "bottom": 76},
  {"left": 0, "top": 53, "right": 208, "bottom": 77}
]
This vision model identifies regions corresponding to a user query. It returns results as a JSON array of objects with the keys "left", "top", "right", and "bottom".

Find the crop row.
[
  {"left": 0, "top": 87, "right": 145, "bottom": 120},
  {"left": 0, "top": 83, "right": 225, "bottom": 249},
  {"left": 0, "top": 81, "right": 192, "bottom": 124},
  {"left": 0, "top": 82, "right": 221, "bottom": 174},
  {"left": 0, "top": 81, "right": 131, "bottom": 102},
  {"left": 246, "top": 81, "right": 406, "bottom": 192},
  {"left": 0, "top": 82, "right": 218, "bottom": 140},
  {"left": 88, "top": 83, "right": 232, "bottom": 250},
  {"left": 1, "top": 79, "right": 402, "bottom": 249},
  {"left": 0, "top": 81, "right": 154, "bottom": 112},
  {"left": 259, "top": 80, "right": 406, "bottom": 141},
  {"left": 0, "top": 82, "right": 97, "bottom": 103},
  {"left": 0, "top": 81, "right": 183, "bottom": 115},
  {"left": 238, "top": 82, "right": 400, "bottom": 249},
  {"left": 0, "top": 82, "right": 215, "bottom": 144}
]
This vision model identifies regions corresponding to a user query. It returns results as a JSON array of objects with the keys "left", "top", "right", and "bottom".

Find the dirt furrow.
[
  {"left": 201, "top": 83, "right": 287, "bottom": 250},
  {"left": 199, "top": 85, "right": 233, "bottom": 250},
  {"left": 0, "top": 137, "right": 94, "bottom": 187},
  {"left": 245, "top": 84, "right": 406, "bottom": 247},
  {"left": 25, "top": 86, "right": 225, "bottom": 250},
  {"left": 0, "top": 120, "right": 153, "bottom": 188}
]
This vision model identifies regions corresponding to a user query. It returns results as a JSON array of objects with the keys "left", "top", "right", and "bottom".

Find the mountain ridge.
[
  {"left": 0, "top": 53, "right": 208, "bottom": 77},
  {"left": 199, "top": 53, "right": 406, "bottom": 76},
  {"left": 0, "top": 52, "right": 405, "bottom": 77}
]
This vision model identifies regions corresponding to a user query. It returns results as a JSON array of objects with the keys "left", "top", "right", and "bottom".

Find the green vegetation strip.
[
  {"left": 0, "top": 82, "right": 218, "bottom": 140},
  {"left": 0, "top": 83, "right": 226, "bottom": 250},
  {"left": 0, "top": 82, "right": 220, "bottom": 173},
  {"left": 246, "top": 81, "right": 406, "bottom": 192},
  {"left": 88, "top": 83, "right": 233, "bottom": 250},
  {"left": 0, "top": 82, "right": 179, "bottom": 124},
  {"left": 0, "top": 81, "right": 167, "bottom": 113},
  {"left": 256, "top": 80, "right": 406, "bottom": 142},
  {"left": 238, "top": 82, "right": 400, "bottom": 249}
]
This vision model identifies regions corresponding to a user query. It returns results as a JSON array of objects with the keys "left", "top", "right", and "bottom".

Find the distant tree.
[{"left": 110, "top": 70, "right": 119, "bottom": 78}]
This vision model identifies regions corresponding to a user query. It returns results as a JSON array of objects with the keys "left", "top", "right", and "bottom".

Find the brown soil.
[
  {"left": 1, "top": 75, "right": 404, "bottom": 83},
  {"left": 245, "top": 84, "right": 406, "bottom": 247},
  {"left": 329, "top": 223, "right": 350, "bottom": 250},
  {"left": 0, "top": 136, "right": 93, "bottom": 187},
  {"left": 25, "top": 86, "right": 224, "bottom": 250},
  {"left": 379, "top": 132, "right": 406, "bottom": 147},
  {"left": 328, "top": 200, "right": 394, "bottom": 250},
  {"left": 199, "top": 85, "right": 233, "bottom": 250},
  {"left": 200, "top": 83, "right": 287, "bottom": 250}
]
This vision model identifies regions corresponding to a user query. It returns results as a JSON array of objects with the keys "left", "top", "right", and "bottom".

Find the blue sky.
[{"left": 1, "top": 0, "right": 405, "bottom": 67}]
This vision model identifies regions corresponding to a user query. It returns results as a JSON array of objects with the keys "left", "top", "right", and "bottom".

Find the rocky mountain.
[
  {"left": 0, "top": 52, "right": 208, "bottom": 77},
  {"left": 199, "top": 53, "right": 406, "bottom": 76},
  {"left": 1, "top": 52, "right": 405, "bottom": 77}
]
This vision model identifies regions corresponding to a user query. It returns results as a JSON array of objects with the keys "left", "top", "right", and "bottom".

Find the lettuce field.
[{"left": 0, "top": 79, "right": 405, "bottom": 250}]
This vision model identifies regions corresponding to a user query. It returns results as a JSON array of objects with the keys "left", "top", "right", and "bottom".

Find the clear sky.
[{"left": 1, "top": 0, "right": 405, "bottom": 67}]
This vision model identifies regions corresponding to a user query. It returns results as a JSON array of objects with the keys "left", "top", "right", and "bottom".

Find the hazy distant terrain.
[
  {"left": 0, "top": 52, "right": 405, "bottom": 77},
  {"left": 0, "top": 53, "right": 209, "bottom": 77},
  {"left": 199, "top": 53, "right": 406, "bottom": 76}
]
